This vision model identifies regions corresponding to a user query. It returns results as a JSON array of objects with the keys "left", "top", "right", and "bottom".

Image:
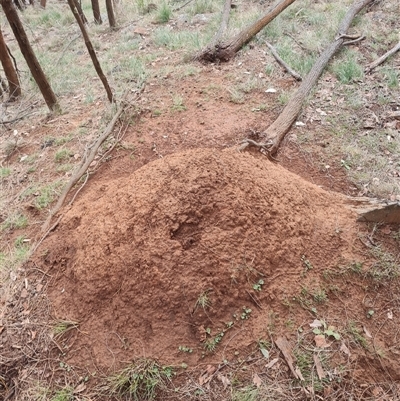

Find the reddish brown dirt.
[{"left": 38, "top": 148, "right": 384, "bottom": 374}]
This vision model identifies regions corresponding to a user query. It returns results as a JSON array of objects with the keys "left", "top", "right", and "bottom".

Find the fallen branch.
[
  {"left": 197, "top": 0, "right": 297, "bottom": 62},
  {"left": 343, "top": 35, "right": 365, "bottom": 46},
  {"left": 365, "top": 39, "right": 400, "bottom": 73},
  {"left": 265, "top": 41, "right": 302, "bottom": 81},
  {"left": 40, "top": 94, "right": 131, "bottom": 234},
  {"left": 240, "top": 0, "right": 373, "bottom": 156}
]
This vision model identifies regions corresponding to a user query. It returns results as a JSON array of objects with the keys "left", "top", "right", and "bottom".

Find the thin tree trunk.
[
  {"left": 0, "top": 0, "right": 59, "bottom": 111},
  {"left": 198, "top": 0, "right": 297, "bottom": 62},
  {"left": 105, "top": 0, "right": 116, "bottom": 29},
  {"left": 258, "top": 0, "right": 373, "bottom": 155},
  {"left": 0, "top": 27, "right": 21, "bottom": 101},
  {"left": 67, "top": 0, "right": 114, "bottom": 102},
  {"left": 39, "top": 0, "right": 45, "bottom": 7},
  {"left": 73, "top": 0, "right": 88, "bottom": 24},
  {"left": 91, "top": 0, "right": 102, "bottom": 24}
]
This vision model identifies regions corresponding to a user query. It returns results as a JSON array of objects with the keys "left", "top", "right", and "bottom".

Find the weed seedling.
[
  {"left": 252, "top": 279, "right": 264, "bottom": 292},
  {"left": 178, "top": 345, "right": 193, "bottom": 353},
  {"left": 241, "top": 307, "right": 252, "bottom": 320}
]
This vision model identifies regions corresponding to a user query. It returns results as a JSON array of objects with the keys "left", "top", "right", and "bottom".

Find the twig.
[
  {"left": 33, "top": 215, "right": 63, "bottom": 253},
  {"left": 40, "top": 91, "right": 131, "bottom": 234},
  {"left": 343, "top": 35, "right": 365, "bottom": 46},
  {"left": 173, "top": 0, "right": 195, "bottom": 11},
  {"left": 265, "top": 41, "right": 302, "bottom": 81},
  {"left": 245, "top": 290, "right": 263, "bottom": 309},
  {"left": 365, "top": 40, "right": 400, "bottom": 73}
]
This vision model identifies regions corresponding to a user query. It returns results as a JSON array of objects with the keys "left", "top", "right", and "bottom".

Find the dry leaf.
[
  {"left": 313, "top": 354, "right": 326, "bottom": 380},
  {"left": 309, "top": 319, "right": 323, "bottom": 328},
  {"left": 253, "top": 373, "right": 262, "bottom": 388},
  {"left": 265, "top": 358, "right": 279, "bottom": 369},
  {"left": 295, "top": 366, "right": 305, "bottom": 381},
  {"left": 314, "top": 335, "right": 330, "bottom": 348},
  {"left": 73, "top": 383, "right": 86, "bottom": 394},
  {"left": 363, "top": 326, "right": 372, "bottom": 338},
  {"left": 340, "top": 341, "right": 351, "bottom": 356},
  {"left": 20, "top": 288, "right": 28, "bottom": 298},
  {"left": 387, "top": 310, "right": 393, "bottom": 320},
  {"left": 275, "top": 336, "right": 300, "bottom": 379},
  {"left": 217, "top": 373, "right": 231, "bottom": 389}
]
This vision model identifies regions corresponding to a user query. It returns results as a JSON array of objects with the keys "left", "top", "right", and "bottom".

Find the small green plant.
[
  {"left": 107, "top": 358, "right": 173, "bottom": 400},
  {"left": 0, "top": 167, "right": 11, "bottom": 178},
  {"left": 53, "top": 320, "right": 79, "bottom": 336},
  {"left": 347, "top": 321, "right": 368, "bottom": 348},
  {"left": 178, "top": 345, "right": 193, "bottom": 353},
  {"left": 54, "top": 149, "right": 73, "bottom": 163},
  {"left": 241, "top": 306, "right": 252, "bottom": 320},
  {"left": 171, "top": 95, "right": 186, "bottom": 112},
  {"left": 312, "top": 320, "right": 340, "bottom": 340},
  {"left": 51, "top": 386, "right": 74, "bottom": 401},
  {"left": 204, "top": 331, "right": 224, "bottom": 352},
  {"left": 252, "top": 279, "right": 264, "bottom": 292},
  {"left": 301, "top": 255, "right": 313, "bottom": 273},
  {"left": 278, "top": 91, "right": 290, "bottom": 105},
  {"left": 367, "top": 309, "right": 375, "bottom": 319},
  {"left": 368, "top": 246, "right": 399, "bottom": 280},
  {"left": 1, "top": 213, "right": 28, "bottom": 231},
  {"left": 232, "top": 386, "right": 259, "bottom": 401},
  {"left": 333, "top": 54, "right": 364, "bottom": 84},
  {"left": 195, "top": 289, "right": 212, "bottom": 310},
  {"left": 156, "top": 2, "right": 171, "bottom": 24},
  {"left": 228, "top": 87, "right": 245, "bottom": 104},
  {"left": 312, "top": 288, "right": 328, "bottom": 304},
  {"left": 382, "top": 67, "right": 399, "bottom": 88}
]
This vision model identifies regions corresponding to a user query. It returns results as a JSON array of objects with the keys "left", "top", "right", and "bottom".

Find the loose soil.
[{"left": 36, "top": 148, "right": 400, "bottom": 386}]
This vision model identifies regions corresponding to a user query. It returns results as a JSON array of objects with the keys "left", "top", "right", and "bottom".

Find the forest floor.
[{"left": 1, "top": 0, "right": 400, "bottom": 400}]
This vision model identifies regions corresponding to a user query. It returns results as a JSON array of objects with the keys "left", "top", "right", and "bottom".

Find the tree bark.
[
  {"left": 73, "top": 0, "right": 88, "bottom": 24},
  {"left": 39, "top": 0, "right": 46, "bottom": 8},
  {"left": 91, "top": 0, "right": 102, "bottom": 24},
  {"left": 67, "top": 0, "right": 114, "bottom": 102},
  {"left": 0, "top": 27, "right": 21, "bottom": 101},
  {"left": 0, "top": 0, "right": 59, "bottom": 111},
  {"left": 259, "top": 0, "right": 373, "bottom": 155},
  {"left": 198, "top": 0, "right": 297, "bottom": 62},
  {"left": 105, "top": 0, "right": 116, "bottom": 29}
]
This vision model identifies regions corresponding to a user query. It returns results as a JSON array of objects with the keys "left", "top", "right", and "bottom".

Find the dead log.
[
  {"left": 203, "top": 0, "right": 232, "bottom": 52},
  {"left": 345, "top": 197, "right": 400, "bottom": 224},
  {"left": 241, "top": 0, "right": 372, "bottom": 155},
  {"left": 365, "top": 39, "right": 400, "bottom": 73},
  {"left": 197, "top": 0, "right": 297, "bottom": 62}
]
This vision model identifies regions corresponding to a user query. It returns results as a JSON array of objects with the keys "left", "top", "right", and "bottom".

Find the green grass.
[
  {"left": 0, "top": 167, "right": 11, "bottom": 178},
  {"left": 155, "top": 2, "right": 172, "bottom": 24},
  {"left": 55, "top": 149, "right": 73, "bottom": 163},
  {"left": 51, "top": 386, "right": 74, "bottom": 401},
  {"left": 53, "top": 320, "right": 79, "bottom": 336},
  {"left": 332, "top": 50, "right": 364, "bottom": 84},
  {"left": 106, "top": 359, "right": 173, "bottom": 401},
  {"left": 1, "top": 213, "right": 28, "bottom": 231}
]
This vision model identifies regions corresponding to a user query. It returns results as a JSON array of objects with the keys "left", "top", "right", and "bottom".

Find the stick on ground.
[
  {"left": 365, "top": 39, "right": 400, "bottom": 73},
  {"left": 265, "top": 41, "right": 302, "bottom": 81}
]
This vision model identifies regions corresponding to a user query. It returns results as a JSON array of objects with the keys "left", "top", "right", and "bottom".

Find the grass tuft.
[{"left": 106, "top": 358, "right": 173, "bottom": 401}]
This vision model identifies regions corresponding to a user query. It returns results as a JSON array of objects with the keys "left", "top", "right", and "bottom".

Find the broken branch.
[
  {"left": 365, "top": 39, "right": 400, "bottom": 73},
  {"left": 265, "top": 41, "right": 302, "bottom": 81}
]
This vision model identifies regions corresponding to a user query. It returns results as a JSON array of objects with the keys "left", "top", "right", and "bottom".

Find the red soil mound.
[{"left": 41, "top": 148, "right": 359, "bottom": 370}]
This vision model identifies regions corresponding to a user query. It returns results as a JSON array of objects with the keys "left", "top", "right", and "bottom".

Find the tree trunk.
[
  {"left": 261, "top": 0, "right": 373, "bottom": 155},
  {"left": 0, "top": 27, "right": 21, "bottom": 101},
  {"left": 67, "top": 0, "right": 114, "bottom": 102},
  {"left": 73, "top": 0, "right": 88, "bottom": 24},
  {"left": 105, "top": 0, "right": 116, "bottom": 29},
  {"left": 40, "top": 0, "right": 46, "bottom": 7},
  {"left": 198, "top": 0, "right": 297, "bottom": 62},
  {"left": 91, "top": 0, "right": 102, "bottom": 24},
  {"left": 0, "top": 0, "right": 59, "bottom": 111}
]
